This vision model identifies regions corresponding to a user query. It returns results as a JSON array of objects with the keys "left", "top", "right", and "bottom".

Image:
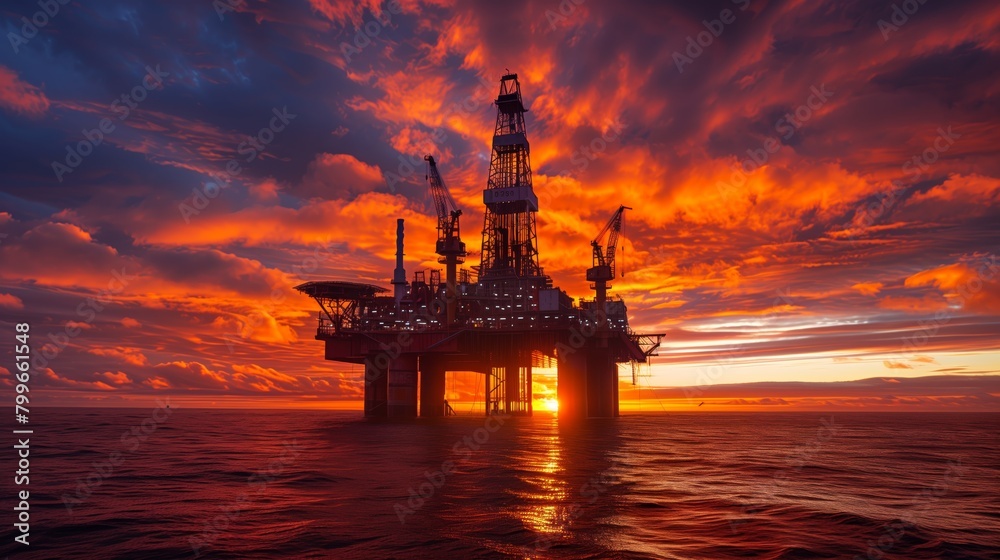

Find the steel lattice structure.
[{"left": 479, "top": 73, "right": 541, "bottom": 279}]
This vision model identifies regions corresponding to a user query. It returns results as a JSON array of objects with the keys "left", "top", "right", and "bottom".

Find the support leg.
[
  {"left": 364, "top": 358, "right": 388, "bottom": 418},
  {"left": 420, "top": 358, "right": 446, "bottom": 417},
  {"left": 387, "top": 355, "right": 418, "bottom": 418}
]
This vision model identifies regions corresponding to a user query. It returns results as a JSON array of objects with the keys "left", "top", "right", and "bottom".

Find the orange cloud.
[
  {"left": 299, "top": 153, "right": 385, "bottom": 199},
  {"left": 307, "top": 0, "right": 387, "bottom": 25},
  {"left": 0, "top": 293, "right": 24, "bottom": 309},
  {"left": 98, "top": 371, "right": 133, "bottom": 386},
  {"left": 0, "top": 222, "right": 125, "bottom": 289},
  {"left": 144, "top": 376, "right": 171, "bottom": 390},
  {"left": 852, "top": 282, "right": 883, "bottom": 296},
  {"left": 36, "top": 367, "right": 117, "bottom": 391},
  {"left": 883, "top": 360, "right": 913, "bottom": 369},
  {"left": 87, "top": 347, "right": 149, "bottom": 366},
  {"left": 906, "top": 258, "right": 1000, "bottom": 313}
]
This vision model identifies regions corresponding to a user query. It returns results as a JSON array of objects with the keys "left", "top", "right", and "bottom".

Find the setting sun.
[{"left": 544, "top": 398, "right": 559, "bottom": 412}]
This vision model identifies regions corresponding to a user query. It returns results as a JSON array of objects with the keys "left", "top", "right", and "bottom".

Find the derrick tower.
[{"left": 479, "top": 73, "right": 540, "bottom": 279}]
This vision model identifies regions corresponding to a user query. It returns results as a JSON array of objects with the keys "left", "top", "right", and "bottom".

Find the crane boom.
[
  {"left": 586, "top": 205, "right": 630, "bottom": 316},
  {"left": 589, "top": 205, "right": 630, "bottom": 280},
  {"left": 425, "top": 155, "right": 463, "bottom": 249},
  {"left": 424, "top": 155, "right": 466, "bottom": 324}
]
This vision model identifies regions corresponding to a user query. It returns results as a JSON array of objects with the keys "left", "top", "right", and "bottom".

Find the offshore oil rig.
[{"left": 297, "top": 73, "right": 661, "bottom": 419}]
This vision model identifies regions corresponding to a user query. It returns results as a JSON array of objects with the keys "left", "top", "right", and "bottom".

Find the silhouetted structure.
[{"left": 297, "top": 73, "right": 661, "bottom": 419}]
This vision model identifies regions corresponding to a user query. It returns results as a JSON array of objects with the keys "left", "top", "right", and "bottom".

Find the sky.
[{"left": 0, "top": 0, "right": 998, "bottom": 411}]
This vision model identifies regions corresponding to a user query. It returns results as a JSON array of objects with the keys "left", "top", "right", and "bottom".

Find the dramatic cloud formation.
[{"left": 1, "top": 0, "right": 997, "bottom": 409}]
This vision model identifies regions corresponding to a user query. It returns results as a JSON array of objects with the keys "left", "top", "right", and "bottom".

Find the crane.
[
  {"left": 586, "top": 205, "right": 631, "bottom": 317},
  {"left": 425, "top": 155, "right": 467, "bottom": 324}
]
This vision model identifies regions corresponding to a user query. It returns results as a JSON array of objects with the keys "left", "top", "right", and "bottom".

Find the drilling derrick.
[
  {"left": 480, "top": 73, "right": 540, "bottom": 280},
  {"left": 425, "top": 155, "right": 466, "bottom": 324}
]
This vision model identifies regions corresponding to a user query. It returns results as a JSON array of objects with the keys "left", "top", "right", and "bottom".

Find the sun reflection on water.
[{"left": 510, "top": 418, "right": 567, "bottom": 538}]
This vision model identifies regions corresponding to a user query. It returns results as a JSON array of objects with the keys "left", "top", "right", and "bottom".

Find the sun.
[{"left": 544, "top": 398, "right": 559, "bottom": 412}]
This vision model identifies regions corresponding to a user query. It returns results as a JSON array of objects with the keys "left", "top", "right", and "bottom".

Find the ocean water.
[{"left": 2, "top": 410, "right": 998, "bottom": 559}]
